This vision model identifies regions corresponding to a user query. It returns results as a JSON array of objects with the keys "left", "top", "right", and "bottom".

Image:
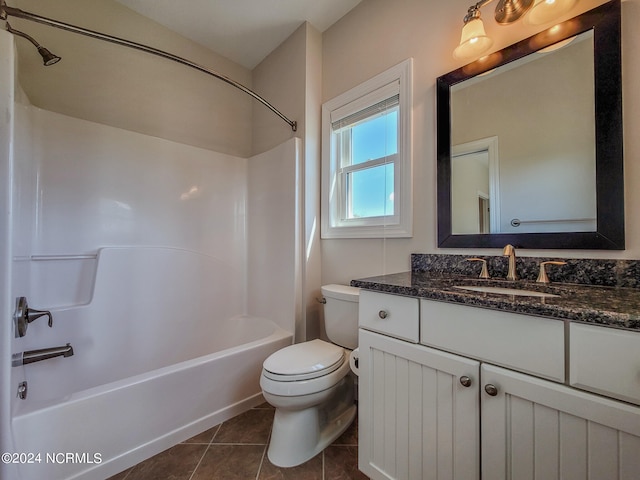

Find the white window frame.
[{"left": 321, "top": 59, "right": 413, "bottom": 239}]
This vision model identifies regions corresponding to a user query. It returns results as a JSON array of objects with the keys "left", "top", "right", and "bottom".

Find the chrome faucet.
[
  {"left": 12, "top": 344, "right": 74, "bottom": 367},
  {"left": 503, "top": 244, "right": 518, "bottom": 281}
]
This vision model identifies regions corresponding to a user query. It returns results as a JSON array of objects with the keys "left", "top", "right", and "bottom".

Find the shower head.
[
  {"left": 36, "top": 45, "right": 61, "bottom": 66},
  {"left": 5, "top": 22, "right": 61, "bottom": 66}
]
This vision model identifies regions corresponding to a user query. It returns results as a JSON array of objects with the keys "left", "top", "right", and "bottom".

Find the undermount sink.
[{"left": 453, "top": 285, "right": 560, "bottom": 298}]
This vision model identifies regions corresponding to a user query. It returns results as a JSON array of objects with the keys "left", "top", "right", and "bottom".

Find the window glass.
[
  {"left": 349, "top": 163, "right": 395, "bottom": 219},
  {"left": 335, "top": 103, "right": 398, "bottom": 221},
  {"left": 352, "top": 108, "right": 398, "bottom": 166}
]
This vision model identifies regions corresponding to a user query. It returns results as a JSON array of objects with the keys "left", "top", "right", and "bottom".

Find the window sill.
[{"left": 321, "top": 223, "right": 412, "bottom": 239}]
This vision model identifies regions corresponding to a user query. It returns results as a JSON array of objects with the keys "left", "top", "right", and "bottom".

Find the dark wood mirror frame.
[{"left": 436, "top": 0, "right": 623, "bottom": 249}]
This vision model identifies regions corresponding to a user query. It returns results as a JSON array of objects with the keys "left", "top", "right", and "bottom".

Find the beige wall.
[
  {"left": 320, "top": 0, "right": 640, "bottom": 286},
  {"left": 252, "top": 23, "right": 323, "bottom": 341},
  {"left": 11, "top": 0, "right": 253, "bottom": 157},
  {"left": 251, "top": 24, "right": 306, "bottom": 155}
]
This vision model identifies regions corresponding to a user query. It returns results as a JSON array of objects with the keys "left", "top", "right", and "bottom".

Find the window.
[{"left": 321, "top": 59, "right": 412, "bottom": 238}]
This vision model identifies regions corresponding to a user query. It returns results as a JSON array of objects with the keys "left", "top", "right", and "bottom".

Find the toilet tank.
[{"left": 321, "top": 284, "right": 360, "bottom": 349}]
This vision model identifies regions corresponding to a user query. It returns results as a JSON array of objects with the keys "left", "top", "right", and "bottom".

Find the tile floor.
[{"left": 107, "top": 403, "right": 368, "bottom": 480}]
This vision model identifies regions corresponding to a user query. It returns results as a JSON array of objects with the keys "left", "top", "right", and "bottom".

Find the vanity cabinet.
[{"left": 358, "top": 291, "right": 640, "bottom": 480}]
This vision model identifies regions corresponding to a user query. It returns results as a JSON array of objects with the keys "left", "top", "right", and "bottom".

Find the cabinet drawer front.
[
  {"left": 420, "top": 299, "right": 565, "bottom": 382},
  {"left": 359, "top": 290, "right": 419, "bottom": 342},
  {"left": 570, "top": 323, "right": 640, "bottom": 405}
]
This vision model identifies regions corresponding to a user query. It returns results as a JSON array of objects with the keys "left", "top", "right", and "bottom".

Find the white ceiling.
[{"left": 115, "top": 0, "right": 362, "bottom": 69}]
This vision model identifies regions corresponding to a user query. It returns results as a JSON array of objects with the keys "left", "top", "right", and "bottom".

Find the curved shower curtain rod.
[{"left": 0, "top": 3, "right": 298, "bottom": 132}]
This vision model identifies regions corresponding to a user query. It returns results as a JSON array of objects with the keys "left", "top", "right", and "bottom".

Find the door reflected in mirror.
[{"left": 451, "top": 31, "right": 595, "bottom": 235}]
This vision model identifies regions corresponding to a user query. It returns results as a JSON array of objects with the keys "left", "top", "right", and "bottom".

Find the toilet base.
[
  {"left": 266, "top": 376, "right": 356, "bottom": 468},
  {"left": 267, "top": 403, "right": 356, "bottom": 468}
]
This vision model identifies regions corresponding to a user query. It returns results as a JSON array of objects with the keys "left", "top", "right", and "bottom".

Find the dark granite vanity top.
[{"left": 351, "top": 254, "right": 640, "bottom": 332}]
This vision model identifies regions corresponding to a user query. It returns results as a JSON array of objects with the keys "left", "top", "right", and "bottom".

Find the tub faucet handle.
[
  {"left": 28, "top": 307, "right": 53, "bottom": 327},
  {"left": 14, "top": 296, "right": 53, "bottom": 337}
]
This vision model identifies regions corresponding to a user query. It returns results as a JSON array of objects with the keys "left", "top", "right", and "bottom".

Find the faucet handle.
[
  {"left": 27, "top": 307, "right": 53, "bottom": 327},
  {"left": 14, "top": 297, "right": 53, "bottom": 337},
  {"left": 467, "top": 258, "right": 490, "bottom": 279},
  {"left": 537, "top": 261, "right": 567, "bottom": 284}
]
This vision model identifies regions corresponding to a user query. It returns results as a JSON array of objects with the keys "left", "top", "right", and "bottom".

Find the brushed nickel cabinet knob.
[{"left": 485, "top": 384, "right": 499, "bottom": 396}]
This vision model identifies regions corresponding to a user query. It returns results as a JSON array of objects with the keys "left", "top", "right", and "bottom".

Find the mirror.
[{"left": 437, "top": 0, "right": 623, "bottom": 249}]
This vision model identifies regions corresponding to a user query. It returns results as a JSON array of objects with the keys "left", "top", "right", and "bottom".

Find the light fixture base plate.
[{"left": 495, "top": 0, "right": 534, "bottom": 24}]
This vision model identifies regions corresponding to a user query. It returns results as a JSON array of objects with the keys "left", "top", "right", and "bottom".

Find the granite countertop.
[{"left": 351, "top": 271, "right": 640, "bottom": 332}]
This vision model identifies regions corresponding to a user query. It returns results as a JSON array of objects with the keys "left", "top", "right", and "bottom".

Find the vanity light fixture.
[
  {"left": 453, "top": 0, "right": 578, "bottom": 61},
  {"left": 453, "top": 9, "right": 494, "bottom": 61}
]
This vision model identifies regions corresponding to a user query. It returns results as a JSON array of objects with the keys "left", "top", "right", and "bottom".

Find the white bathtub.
[{"left": 9, "top": 248, "right": 293, "bottom": 480}]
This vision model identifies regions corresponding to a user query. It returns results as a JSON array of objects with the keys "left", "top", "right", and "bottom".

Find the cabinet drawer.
[
  {"left": 359, "top": 290, "right": 419, "bottom": 343},
  {"left": 570, "top": 323, "right": 640, "bottom": 405},
  {"left": 420, "top": 299, "right": 565, "bottom": 382}
]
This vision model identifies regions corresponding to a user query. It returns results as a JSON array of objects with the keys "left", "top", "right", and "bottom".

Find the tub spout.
[{"left": 12, "top": 343, "right": 74, "bottom": 367}]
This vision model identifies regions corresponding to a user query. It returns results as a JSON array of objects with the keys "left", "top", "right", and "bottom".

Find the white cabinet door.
[
  {"left": 481, "top": 364, "right": 640, "bottom": 480},
  {"left": 359, "top": 329, "right": 480, "bottom": 480}
]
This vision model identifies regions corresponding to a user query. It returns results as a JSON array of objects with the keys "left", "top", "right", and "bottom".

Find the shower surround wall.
[
  {"left": 1, "top": 32, "right": 301, "bottom": 477},
  {"left": 29, "top": 106, "right": 251, "bottom": 308},
  {"left": 20, "top": 108, "right": 299, "bottom": 328}
]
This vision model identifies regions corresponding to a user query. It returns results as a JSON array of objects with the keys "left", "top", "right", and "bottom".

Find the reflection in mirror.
[
  {"left": 450, "top": 31, "right": 596, "bottom": 235},
  {"left": 437, "top": 0, "right": 623, "bottom": 249}
]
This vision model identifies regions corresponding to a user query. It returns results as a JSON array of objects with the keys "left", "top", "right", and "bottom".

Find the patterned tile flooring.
[{"left": 108, "top": 403, "right": 368, "bottom": 479}]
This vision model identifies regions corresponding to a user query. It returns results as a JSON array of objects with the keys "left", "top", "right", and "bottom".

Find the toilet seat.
[
  {"left": 261, "top": 355, "right": 351, "bottom": 397},
  {"left": 260, "top": 339, "right": 352, "bottom": 397},
  {"left": 262, "top": 339, "right": 345, "bottom": 382}
]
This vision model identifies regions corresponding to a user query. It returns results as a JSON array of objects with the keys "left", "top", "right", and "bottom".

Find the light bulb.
[{"left": 526, "top": 0, "right": 577, "bottom": 25}]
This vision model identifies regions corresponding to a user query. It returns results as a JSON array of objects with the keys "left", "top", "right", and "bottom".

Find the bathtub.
[{"left": 9, "top": 248, "right": 293, "bottom": 480}]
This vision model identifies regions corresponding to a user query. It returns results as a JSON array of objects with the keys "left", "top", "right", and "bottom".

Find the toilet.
[{"left": 260, "top": 284, "right": 360, "bottom": 467}]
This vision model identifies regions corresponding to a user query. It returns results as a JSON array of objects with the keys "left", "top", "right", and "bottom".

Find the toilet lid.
[{"left": 263, "top": 339, "right": 344, "bottom": 376}]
